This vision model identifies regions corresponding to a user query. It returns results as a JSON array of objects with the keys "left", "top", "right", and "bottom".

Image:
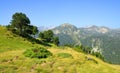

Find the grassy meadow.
[{"left": 0, "top": 26, "right": 120, "bottom": 73}]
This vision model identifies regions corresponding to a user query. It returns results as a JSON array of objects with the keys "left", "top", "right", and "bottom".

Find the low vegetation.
[
  {"left": 57, "top": 52, "right": 73, "bottom": 58},
  {"left": 0, "top": 46, "right": 120, "bottom": 73},
  {"left": 23, "top": 47, "right": 52, "bottom": 59}
]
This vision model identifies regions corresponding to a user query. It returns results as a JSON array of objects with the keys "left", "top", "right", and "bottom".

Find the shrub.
[
  {"left": 23, "top": 47, "right": 52, "bottom": 59},
  {"left": 92, "top": 52, "right": 104, "bottom": 61},
  {"left": 53, "top": 37, "right": 59, "bottom": 46},
  {"left": 74, "top": 45, "right": 92, "bottom": 54},
  {"left": 57, "top": 53, "right": 73, "bottom": 58}
]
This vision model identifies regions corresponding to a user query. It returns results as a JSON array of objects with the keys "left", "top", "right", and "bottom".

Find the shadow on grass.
[{"left": 22, "top": 35, "right": 51, "bottom": 47}]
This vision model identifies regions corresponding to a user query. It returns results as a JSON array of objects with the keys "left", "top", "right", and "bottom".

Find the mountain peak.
[
  {"left": 82, "top": 25, "right": 109, "bottom": 33},
  {"left": 85, "top": 25, "right": 109, "bottom": 29},
  {"left": 53, "top": 23, "right": 78, "bottom": 35},
  {"left": 84, "top": 25, "right": 98, "bottom": 29},
  {"left": 61, "top": 23, "right": 75, "bottom": 27},
  {"left": 60, "top": 23, "right": 77, "bottom": 29}
]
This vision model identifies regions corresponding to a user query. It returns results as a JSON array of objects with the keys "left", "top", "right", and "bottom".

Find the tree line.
[
  {"left": 65, "top": 44, "right": 104, "bottom": 61},
  {"left": 6, "top": 12, "right": 59, "bottom": 46}
]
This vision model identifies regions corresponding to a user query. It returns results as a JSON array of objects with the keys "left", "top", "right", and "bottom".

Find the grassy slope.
[
  {"left": 0, "top": 26, "right": 32, "bottom": 52},
  {"left": 0, "top": 26, "right": 43, "bottom": 52},
  {"left": 0, "top": 26, "right": 120, "bottom": 73}
]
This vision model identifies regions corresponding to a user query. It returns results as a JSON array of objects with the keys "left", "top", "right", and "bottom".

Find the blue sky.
[{"left": 0, "top": 0, "right": 120, "bottom": 28}]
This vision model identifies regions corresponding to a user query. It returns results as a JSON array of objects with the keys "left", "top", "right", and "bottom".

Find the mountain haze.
[{"left": 52, "top": 23, "right": 120, "bottom": 64}]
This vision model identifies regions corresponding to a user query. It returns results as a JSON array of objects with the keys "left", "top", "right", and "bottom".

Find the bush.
[
  {"left": 23, "top": 47, "right": 52, "bottom": 59},
  {"left": 92, "top": 52, "right": 104, "bottom": 60},
  {"left": 53, "top": 37, "right": 59, "bottom": 46},
  {"left": 74, "top": 45, "right": 92, "bottom": 54},
  {"left": 57, "top": 53, "right": 73, "bottom": 58}
]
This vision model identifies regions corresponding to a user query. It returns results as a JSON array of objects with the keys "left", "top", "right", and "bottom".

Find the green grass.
[
  {"left": 0, "top": 26, "right": 42, "bottom": 52},
  {"left": 0, "top": 26, "right": 120, "bottom": 73},
  {"left": 57, "top": 52, "right": 73, "bottom": 58},
  {"left": 23, "top": 47, "right": 52, "bottom": 59},
  {"left": 0, "top": 48, "right": 120, "bottom": 73}
]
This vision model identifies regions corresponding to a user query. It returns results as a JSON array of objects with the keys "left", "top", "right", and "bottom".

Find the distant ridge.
[{"left": 38, "top": 26, "right": 55, "bottom": 31}]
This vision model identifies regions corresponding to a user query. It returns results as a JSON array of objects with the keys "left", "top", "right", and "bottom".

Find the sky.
[{"left": 0, "top": 0, "right": 120, "bottom": 28}]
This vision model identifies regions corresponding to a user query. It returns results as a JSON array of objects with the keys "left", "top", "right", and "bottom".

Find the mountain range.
[{"left": 51, "top": 23, "right": 120, "bottom": 64}]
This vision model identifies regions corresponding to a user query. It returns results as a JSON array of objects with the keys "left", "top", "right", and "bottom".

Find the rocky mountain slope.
[{"left": 52, "top": 23, "right": 120, "bottom": 64}]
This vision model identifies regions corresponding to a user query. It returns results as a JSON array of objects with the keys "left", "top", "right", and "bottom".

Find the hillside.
[
  {"left": 0, "top": 26, "right": 120, "bottom": 73},
  {"left": 0, "top": 26, "right": 42, "bottom": 52},
  {"left": 52, "top": 23, "right": 120, "bottom": 64}
]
